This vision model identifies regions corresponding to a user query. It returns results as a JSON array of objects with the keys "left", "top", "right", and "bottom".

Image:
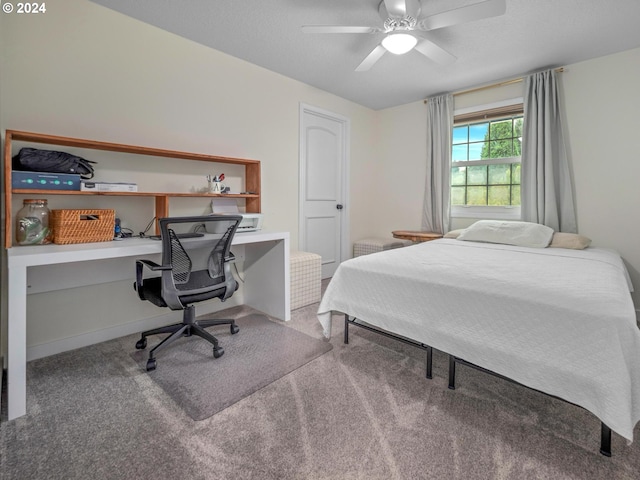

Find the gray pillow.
[
  {"left": 548, "top": 232, "right": 592, "bottom": 249},
  {"left": 444, "top": 229, "right": 463, "bottom": 239}
]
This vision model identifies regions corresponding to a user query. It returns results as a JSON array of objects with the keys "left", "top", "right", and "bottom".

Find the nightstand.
[{"left": 391, "top": 230, "right": 443, "bottom": 243}]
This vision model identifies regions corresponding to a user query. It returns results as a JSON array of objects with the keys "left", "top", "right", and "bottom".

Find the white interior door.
[{"left": 299, "top": 104, "right": 349, "bottom": 279}]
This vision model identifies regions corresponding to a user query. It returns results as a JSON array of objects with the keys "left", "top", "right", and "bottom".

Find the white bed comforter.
[{"left": 317, "top": 239, "right": 640, "bottom": 441}]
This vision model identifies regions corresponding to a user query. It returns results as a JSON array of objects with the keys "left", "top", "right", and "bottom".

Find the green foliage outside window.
[{"left": 451, "top": 116, "right": 522, "bottom": 206}]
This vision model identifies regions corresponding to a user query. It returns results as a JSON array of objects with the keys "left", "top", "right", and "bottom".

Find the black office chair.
[{"left": 134, "top": 215, "right": 242, "bottom": 371}]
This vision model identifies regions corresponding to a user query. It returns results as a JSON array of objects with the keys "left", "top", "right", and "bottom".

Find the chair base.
[{"left": 136, "top": 305, "right": 239, "bottom": 371}]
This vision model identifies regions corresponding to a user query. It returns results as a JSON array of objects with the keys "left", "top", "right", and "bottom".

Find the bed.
[{"left": 317, "top": 232, "right": 640, "bottom": 455}]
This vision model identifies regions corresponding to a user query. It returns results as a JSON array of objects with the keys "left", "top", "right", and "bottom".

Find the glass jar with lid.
[{"left": 15, "top": 199, "right": 53, "bottom": 245}]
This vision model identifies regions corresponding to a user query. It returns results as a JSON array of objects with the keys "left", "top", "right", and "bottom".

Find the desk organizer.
[
  {"left": 290, "top": 251, "right": 321, "bottom": 310},
  {"left": 51, "top": 209, "right": 115, "bottom": 244},
  {"left": 353, "top": 237, "right": 412, "bottom": 257}
]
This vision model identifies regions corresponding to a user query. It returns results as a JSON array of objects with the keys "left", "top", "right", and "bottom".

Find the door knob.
[{"left": 336, "top": 204, "right": 343, "bottom": 210}]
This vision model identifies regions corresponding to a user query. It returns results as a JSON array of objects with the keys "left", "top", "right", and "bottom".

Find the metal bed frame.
[{"left": 344, "top": 314, "right": 612, "bottom": 456}]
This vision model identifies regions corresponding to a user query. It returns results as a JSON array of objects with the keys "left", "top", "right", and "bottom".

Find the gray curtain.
[
  {"left": 422, "top": 93, "right": 453, "bottom": 234},
  {"left": 521, "top": 70, "right": 577, "bottom": 233}
]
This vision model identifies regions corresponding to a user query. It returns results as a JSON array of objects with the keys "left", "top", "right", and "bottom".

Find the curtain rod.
[{"left": 423, "top": 67, "right": 564, "bottom": 103}]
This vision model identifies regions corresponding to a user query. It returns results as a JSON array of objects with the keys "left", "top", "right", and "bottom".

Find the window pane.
[
  {"left": 451, "top": 186, "right": 466, "bottom": 205},
  {"left": 467, "top": 186, "right": 487, "bottom": 205},
  {"left": 451, "top": 113, "right": 523, "bottom": 212},
  {"left": 488, "top": 186, "right": 510, "bottom": 206},
  {"left": 514, "top": 118, "right": 523, "bottom": 138},
  {"left": 488, "top": 164, "right": 511, "bottom": 185},
  {"left": 467, "top": 165, "right": 487, "bottom": 185},
  {"left": 468, "top": 142, "right": 485, "bottom": 160},
  {"left": 490, "top": 120, "right": 512, "bottom": 140},
  {"left": 514, "top": 137, "right": 522, "bottom": 156},
  {"left": 452, "top": 144, "right": 468, "bottom": 162},
  {"left": 511, "top": 185, "right": 521, "bottom": 205},
  {"left": 512, "top": 163, "right": 521, "bottom": 184},
  {"left": 488, "top": 139, "right": 513, "bottom": 158},
  {"left": 469, "top": 123, "right": 488, "bottom": 143},
  {"left": 453, "top": 126, "right": 468, "bottom": 145},
  {"left": 451, "top": 167, "right": 466, "bottom": 186}
]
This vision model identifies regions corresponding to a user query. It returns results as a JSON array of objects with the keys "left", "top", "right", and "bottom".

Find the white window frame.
[{"left": 451, "top": 98, "right": 523, "bottom": 220}]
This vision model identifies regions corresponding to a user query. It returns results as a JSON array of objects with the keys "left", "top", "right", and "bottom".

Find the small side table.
[{"left": 392, "top": 230, "right": 443, "bottom": 243}]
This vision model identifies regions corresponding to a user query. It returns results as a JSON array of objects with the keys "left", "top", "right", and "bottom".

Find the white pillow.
[{"left": 456, "top": 220, "right": 554, "bottom": 248}]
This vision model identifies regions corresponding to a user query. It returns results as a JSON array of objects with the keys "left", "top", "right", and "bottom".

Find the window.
[{"left": 450, "top": 101, "right": 523, "bottom": 219}]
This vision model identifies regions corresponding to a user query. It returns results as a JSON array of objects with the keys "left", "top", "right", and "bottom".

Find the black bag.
[{"left": 13, "top": 147, "right": 96, "bottom": 179}]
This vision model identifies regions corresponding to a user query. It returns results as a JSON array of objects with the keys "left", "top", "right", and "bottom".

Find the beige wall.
[
  {"left": 372, "top": 82, "right": 525, "bottom": 234},
  {"left": 0, "top": 0, "right": 377, "bottom": 352},
  {"left": 1, "top": 0, "right": 377, "bottom": 246},
  {"left": 2, "top": 0, "right": 639, "bottom": 353},
  {"left": 372, "top": 47, "right": 640, "bottom": 309},
  {"left": 561, "top": 48, "right": 640, "bottom": 308}
]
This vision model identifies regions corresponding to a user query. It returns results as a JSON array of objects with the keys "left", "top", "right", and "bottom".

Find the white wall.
[{"left": 0, "top": 0, "right": 378, "bottom": 354}]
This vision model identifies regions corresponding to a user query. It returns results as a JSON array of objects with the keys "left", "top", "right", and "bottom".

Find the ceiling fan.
[{"left": 302, "top": 0, "right": 506, "bottom": 71}]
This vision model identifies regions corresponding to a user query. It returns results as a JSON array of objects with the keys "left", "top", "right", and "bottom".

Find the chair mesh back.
[
  {"left": 168, "top": 229, "right": 192, "bottom": 285},
  {"left": 207, "top": 223, "right": 235, "bottom": 280}
]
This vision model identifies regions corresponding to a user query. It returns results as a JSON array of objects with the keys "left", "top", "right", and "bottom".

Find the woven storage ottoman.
[
  {"left": 290, "top": 251, "right": 321, "bottom": 310},
  {"left": 353, "top": 237, "right": 412, "bottom": 257}
]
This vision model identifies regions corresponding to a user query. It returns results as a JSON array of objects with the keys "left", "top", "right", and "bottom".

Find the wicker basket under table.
[{"left": 51, "top": 209, "right": 115, "bottom": 244}]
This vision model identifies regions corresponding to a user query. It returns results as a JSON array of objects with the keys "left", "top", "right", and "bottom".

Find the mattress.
[{"left": 317, "top": 239, "right": 640, "bottom": 441}]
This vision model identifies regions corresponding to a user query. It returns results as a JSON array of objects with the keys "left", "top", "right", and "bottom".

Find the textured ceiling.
[{"left": 89, "top": 0, "right": 640, "bottom": 110}]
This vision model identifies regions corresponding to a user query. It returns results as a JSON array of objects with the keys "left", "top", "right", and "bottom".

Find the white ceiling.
[{"left": 89, "top": 0, "right": 640, "bottom": 110}]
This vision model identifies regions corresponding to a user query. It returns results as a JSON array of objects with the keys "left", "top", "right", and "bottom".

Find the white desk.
[{"left": 6, "top": 230, "right": 290, "bottom": 421}]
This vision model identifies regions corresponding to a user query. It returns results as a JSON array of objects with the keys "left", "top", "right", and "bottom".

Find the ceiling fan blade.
[
  {"left": 417, "top": 0, "right": 506, "bottom": 31},
  {"left": 302, "top": 25, "right": 381, "bottom": 34},
  {"left": 414, "top": 37, "right": 457, "bottom": 65},
  {"left": 355, "top": 45, "right": 386, "bottom": 72}
]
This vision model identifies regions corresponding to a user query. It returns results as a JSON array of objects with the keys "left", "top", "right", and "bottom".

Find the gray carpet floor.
[{"left": 2, "top": 282, "right": 640, "bottom": 479}]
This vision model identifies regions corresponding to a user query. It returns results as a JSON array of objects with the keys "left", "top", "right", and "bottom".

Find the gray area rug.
[{"left": 131, "top": 313, "right": 333, "bottom": 421}]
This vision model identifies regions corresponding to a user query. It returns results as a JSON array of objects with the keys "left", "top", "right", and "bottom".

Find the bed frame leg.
[
  {"left": 448, "top": 355, "right": 456, "bottom": 390},
  {"left": 426, "top": 346, "right": 433, "bottom": 379},
  {"left": 600, "top": 423, "right": 612, "bottom": 457},
  {"left": 344, "top": 314, "right": 349, "bottom": 344}
]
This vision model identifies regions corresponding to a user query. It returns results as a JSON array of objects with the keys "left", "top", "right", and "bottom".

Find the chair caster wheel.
[
  {"left": 136, "top": 338, "right": 147, "bottom": 350},
  {"left": 146, "top": 358, "right": 157, "bottom": 371},
  {"left": 213, "top": 347, "right": 225, "bottom": 359},
  {"left": 230, "top": 324, "right": 239, "bottom": 334}
]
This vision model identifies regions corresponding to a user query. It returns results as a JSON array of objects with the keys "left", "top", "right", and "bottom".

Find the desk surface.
[{"left": 7, "top": 230, "right": 288, "bottom": 267}]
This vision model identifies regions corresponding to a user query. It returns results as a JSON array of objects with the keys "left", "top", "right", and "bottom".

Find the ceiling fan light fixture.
[{"left": 381, "top": 33, "right": 417, "bottom": 55}]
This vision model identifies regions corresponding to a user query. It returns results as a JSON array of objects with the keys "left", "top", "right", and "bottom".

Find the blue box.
[{"left": 12, "top": 171, "right": 81, "bottom": 190}]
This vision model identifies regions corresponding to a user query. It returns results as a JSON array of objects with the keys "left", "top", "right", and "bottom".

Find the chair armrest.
[
  {"left": 136, "top": 259, "right": 170, "bottom": 271},
  {"left": 134, "top": 259, "right": 172, "bottom": 301}
]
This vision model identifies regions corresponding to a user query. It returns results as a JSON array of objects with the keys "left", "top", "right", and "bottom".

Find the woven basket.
[{"left": 51, "top": 209, "right": 115, "bottom": 244}]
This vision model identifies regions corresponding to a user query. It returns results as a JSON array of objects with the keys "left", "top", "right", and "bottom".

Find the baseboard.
[
  {"left": 26, "top": 303, "right": 226, "bottom": 361},
  {"left": 26, "top": 315, "right": 171, "bottom": 362}
]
